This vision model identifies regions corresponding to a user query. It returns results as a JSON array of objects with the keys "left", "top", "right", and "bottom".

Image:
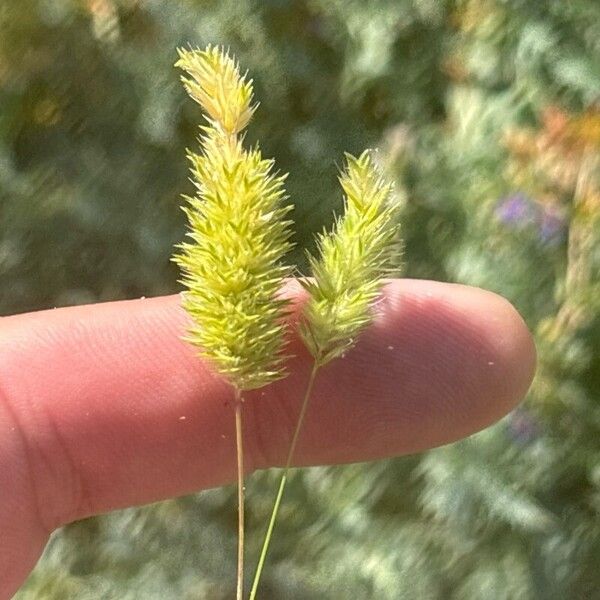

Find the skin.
[{"left": 0, "top": 279, "right": 536, "bottom": 599}]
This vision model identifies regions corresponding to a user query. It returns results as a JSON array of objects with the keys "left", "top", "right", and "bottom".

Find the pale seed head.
[
  {"left": 174, "top": 47, "right": 293, "bottom": 390},
  {"left": 300, "top": 150, "right": 402, "bottom": 365}
]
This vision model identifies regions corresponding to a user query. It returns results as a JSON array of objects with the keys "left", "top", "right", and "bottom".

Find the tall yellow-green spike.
[
  {"left": 174, "top": 46, "right": 293, "bottom": 391},
  {"left": 173, "top": 46, "right": 293, "bottom": 600}
]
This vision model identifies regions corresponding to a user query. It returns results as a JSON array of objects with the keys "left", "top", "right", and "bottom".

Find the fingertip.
[
  {"left": 464, "top": 286, "right": 537, "bottom": 418},
  {"left": 401, "top": 280, "right": 537, "bottom": 435}
]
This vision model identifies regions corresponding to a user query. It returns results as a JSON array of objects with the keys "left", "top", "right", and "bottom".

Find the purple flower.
[
  {"left": 495, "top": 193, "right": 538, "bottom": 225},
  {"left": 496, "top": 192, "right": 566, "bottom": 245}
]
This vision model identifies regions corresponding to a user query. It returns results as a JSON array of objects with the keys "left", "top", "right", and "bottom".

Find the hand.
[{"left": 0, "top": 279, "right": 535, "bottom": 598}]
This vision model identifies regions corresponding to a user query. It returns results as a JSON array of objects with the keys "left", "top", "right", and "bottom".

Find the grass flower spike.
[
  {"left": 250, "top": 150, "right": 401, "bottom": 599},
  {"left": 300, "top": 150, "right": 402, "bottom": 365},
  {"left": 174, "top": 46, "right": 293, "bottom": 599}
]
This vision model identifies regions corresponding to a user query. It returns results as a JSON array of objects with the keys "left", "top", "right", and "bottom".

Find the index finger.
[{"left": 0, "top": 279, "right": 535, "bottom": 529}]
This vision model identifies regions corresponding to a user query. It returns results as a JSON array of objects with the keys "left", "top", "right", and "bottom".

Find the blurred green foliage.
[{"left": 2, "top": 0, "right": 599, "bottom": 598}]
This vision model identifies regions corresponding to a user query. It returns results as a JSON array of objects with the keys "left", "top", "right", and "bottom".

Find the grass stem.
[
  {"left": 235, "top": 389, "right": 245, "bottom": 600},
  {"left": 249, "top": 362, "right": 320, "bottom": 599}
]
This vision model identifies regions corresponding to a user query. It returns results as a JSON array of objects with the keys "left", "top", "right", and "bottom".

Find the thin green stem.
[
  {"left": 249, "top": 361, "right": 320, "bottom": 600},
  {"left": 234, "top": 389, "right": 245, "bottom": 600}
]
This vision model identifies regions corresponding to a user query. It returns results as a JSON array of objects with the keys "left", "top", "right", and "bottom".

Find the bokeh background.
[{"left": 2, "top": 1, "right": 599, "bottom": 598}]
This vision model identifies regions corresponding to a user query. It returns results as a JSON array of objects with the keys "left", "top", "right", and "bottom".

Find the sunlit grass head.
[
  {"left": 300, "top": 150, "right": 402, "bottom": 366},
  {"left": 174, "top": 47, "right": 293, "bottom": 391}
]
